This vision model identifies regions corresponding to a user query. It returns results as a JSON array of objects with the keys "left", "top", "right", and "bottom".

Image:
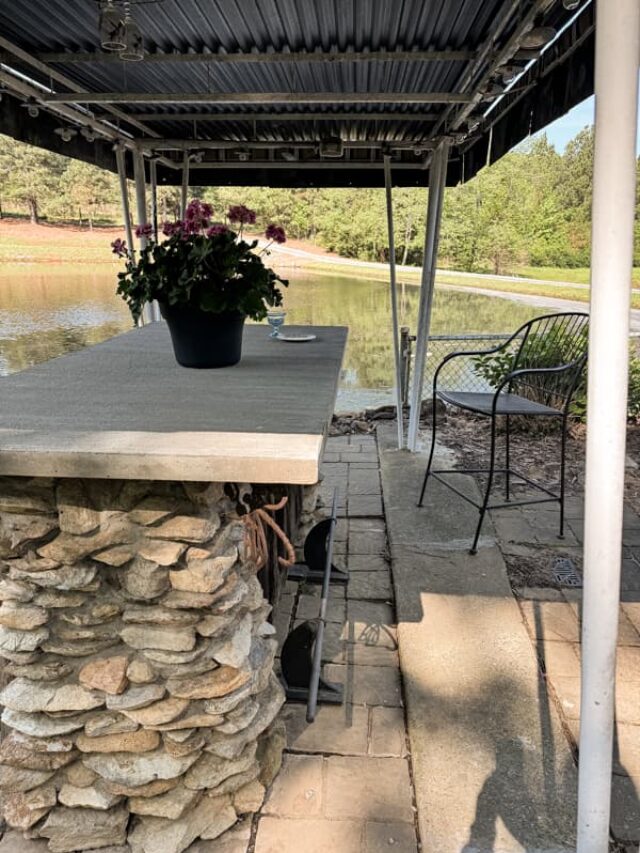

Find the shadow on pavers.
[{"left": 377, "top": 423, "right": 578, "bottom": 853}]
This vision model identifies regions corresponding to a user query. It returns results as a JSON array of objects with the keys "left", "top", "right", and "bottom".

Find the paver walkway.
[
  {"left": 491, "top": 498, "right": 640, "bottom": 849},
  {"left": 377, "top": 420, "right": 640, "bottom": 853},
  {"left": 378, "top": 425, "right": 579, "bottom": 853},
  {"left": 258, "top": 432, "right": 418, "bottom": 853}
]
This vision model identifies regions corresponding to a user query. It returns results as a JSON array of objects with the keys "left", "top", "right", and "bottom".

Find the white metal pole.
[
  {"left": 383, "top": 155, "right": 406, "bottom": 449},
  {"left": 180, "top": 152, "right": 190, "bottom": 218},
  {"left": 407, "top": 142, "right": 449, "bottom": 452},
  {"left": 149, "top": 158, "right": 159, "bottom": 241},
  {"left": 577, "top": 3, "right": 640, "bottom": 851},
  {"left": 133, "top": 151, "right": 154, "bottom": 325},
  {"left": 148, "top": 159, "right": 161, "bottom": 323},
  {"left": 114, "top": 145, "right": 135, "bottom": 261}
]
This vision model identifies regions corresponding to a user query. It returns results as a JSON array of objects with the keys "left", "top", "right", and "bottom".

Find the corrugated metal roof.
[{"left": 0, "top": 0, "right": 594, "bottom": 187}]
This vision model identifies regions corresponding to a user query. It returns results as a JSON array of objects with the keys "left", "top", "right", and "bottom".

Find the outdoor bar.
[
  {"left": 0, "top": 322, "right": 345, "bottom": 850},
  {"left": 0, "top": 1, "right": 638, "bottom": 851}
]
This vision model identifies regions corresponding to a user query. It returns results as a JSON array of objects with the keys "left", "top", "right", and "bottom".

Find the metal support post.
[
  {"left": 383, "top": 155, "right": 405, "bottom": 449},
  {"left": 577, "top": 3, "right": 640, "bottom": 851},
  {"left": 149, "top": 157, "right": 159, "bottom": 241},
  {"left": 148, "top": 158, "right": 161, "bottom": 322},
  {"left": 407, "top": 142, "right": 449, "bottom": 451},
  {"left": 400, "top": 326, "right": 412, "bottom": 407},
  {"left": 114, "top": 145, "right": 135, "bottom": 261},
  {"left": 133, "top": 150, "right": 155, "bottom": 325},
  {"left": 180, "top": 151, "right": 190, "bottom": 219}
]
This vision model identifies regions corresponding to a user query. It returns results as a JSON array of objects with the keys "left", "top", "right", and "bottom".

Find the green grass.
[
  {"left": 0, "top": 233, "right": 119, "bottom": 265},
  {"left": 286, "top": 259, "right": 640, "bottom": 309},
  {"left": 3, "top": 222, "right": 640, "bottom": 308},
  {"left": 508, "top": 265, "right": 640, "bottom": 287}
]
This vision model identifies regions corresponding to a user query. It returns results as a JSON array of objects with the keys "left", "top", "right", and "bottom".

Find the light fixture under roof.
[
  {"left": 120, "top": 2, "right": 144, "bottom": 61},
  {"left": 319, "top": 138, "right": 344, "bottom": 158},
  {"left": 99, "top": 0, "right": 126, "bottom": 51},
  {"left": 499, "top": 64, "right": 522, "bottom": 84},
  {"left": 21, "top": 98, "right": 40, "bottom": 118},
  {"left": 55, "top": 127, "right": 78, "bottom": 142},
  {"left": 520, "top": 26, "right": 557, "bottom": 49}
]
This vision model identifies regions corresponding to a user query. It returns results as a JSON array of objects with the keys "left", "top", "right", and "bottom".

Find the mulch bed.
[
  {"left": 438, "top": 410, "right": 640, "bottom": 515},
  {"left": 435, "top": 411, "right": 640, "bottom": 591}
]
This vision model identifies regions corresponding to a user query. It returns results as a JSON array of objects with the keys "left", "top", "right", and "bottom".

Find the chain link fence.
[{"left": 401, "top": 332, "right": 513, "bottom": 400}]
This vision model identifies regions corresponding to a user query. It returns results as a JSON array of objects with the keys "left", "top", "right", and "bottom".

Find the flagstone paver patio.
[
  {"left": 377, "top": 419, "right": 640, "bottom": 853},
  {"left": 257, "top": 432, "right": 418, "bottom": 853}
]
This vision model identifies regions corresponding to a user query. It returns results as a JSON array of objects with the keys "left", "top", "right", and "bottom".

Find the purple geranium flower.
[
  {"left": 134, "top": 223, "right": 153, "bottom": 239},
  {"left": 206, "top": 223, "right": 229, "bottom": 237},
  {"left": 265, "top": 224, "right": 286, "bottom": 244},
  {"left": 162, "top": 221, "right": 181, "bottom": 237},
  {"left": 227, "top": 204, "right": 257, "bottom": 226},
  {"left": 111, "top": 238, "right": 128, "bottom": 257}
]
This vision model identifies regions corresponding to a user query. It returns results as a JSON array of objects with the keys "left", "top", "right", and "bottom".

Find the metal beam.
[
  {"left": 577, "top": 1, "right": 640, "bottom": 850},
  {"left": 134, "top": 139, "right": 435, "bottom": 151},
  {"left": 0, "top": 69, "right": 124, "bottom": 143},
  {"left": 9, "top": 47, "right": 540, "bottom": 66},
  {"left": 435, "top": 0, "right": 556, "bottom": 137},
  {"left": 148, "top": 159, "right": 161, "bottom": 323},
  {"left": 13, "top": 48, "right": 477, "bottom": 65},
  {"left": 115, "top": 145, "right": 135, "bottom": 260},
  {"left": 129, "top": 111, "right": 438, "bottom": 123},
  {"left": 0, "top": 36, "right": 161, "bottom": 139},
  {"left": 43, "top": 92, "right": 475, "bottom": 106},
  {"left": 407, "top": 142, "right": 449, "bottom": 452},
  {"left": 186, "top": 160, "right": 428, "bottom": 170},
  {"left": 383, "top": 155, "right": 405, "bottom": 450},
  {"left": 133, "top": 151, "right": 157, "bottom": 325}
]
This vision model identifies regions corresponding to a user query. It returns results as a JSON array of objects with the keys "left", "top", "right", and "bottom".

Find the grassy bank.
[
  {"left": 280, "top": 257, "right": 640, "bottom": 310},
  {"left": 2, "top": 218, "right": 640, "bottom": 309}
]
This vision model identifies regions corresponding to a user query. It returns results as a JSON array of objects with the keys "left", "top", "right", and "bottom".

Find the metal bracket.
[
  {"left": 279, "top": 620, "right": 343, "bottom": 705},
  {"left": 286, "top": 518, "right": 349, "bottom": 585}
]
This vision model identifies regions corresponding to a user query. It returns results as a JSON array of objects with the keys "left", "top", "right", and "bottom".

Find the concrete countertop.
[{"left": 0, "top": 323, "right": 347, "bottom": 484}]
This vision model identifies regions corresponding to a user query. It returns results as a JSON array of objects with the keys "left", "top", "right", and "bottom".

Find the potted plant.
[{"left": 112, "top": 200, "right": 288, "bottom": 368}]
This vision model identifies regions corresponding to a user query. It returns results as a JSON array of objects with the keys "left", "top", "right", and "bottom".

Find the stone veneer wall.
[{"left": 0, "top": 475, "right": 316, "bottom": 853}]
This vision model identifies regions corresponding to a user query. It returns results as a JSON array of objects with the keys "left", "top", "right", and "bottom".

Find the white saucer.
[{"left": 276, "top": 334, "right": 317, "bottom": 343}]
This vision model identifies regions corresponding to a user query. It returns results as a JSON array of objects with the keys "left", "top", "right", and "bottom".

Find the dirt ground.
[{"left": 441, "top": 410, "right": 640, "bottom": 517}]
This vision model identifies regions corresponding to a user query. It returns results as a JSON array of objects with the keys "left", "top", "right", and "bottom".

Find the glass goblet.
[{"left": 267, "top": 309, "right": 286, "bottom": 338}]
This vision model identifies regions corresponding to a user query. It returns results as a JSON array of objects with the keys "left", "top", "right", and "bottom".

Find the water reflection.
[
  {"left": 0, "top": 267, "right": 132, "bottom": 375},
  {"left": 0, "top": 265, "right": 540, "bottom": 410}
]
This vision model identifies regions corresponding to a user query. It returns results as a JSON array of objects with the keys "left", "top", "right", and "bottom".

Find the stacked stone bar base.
[{"left": 0, "top": 476, "right": 312, "bottom": 853}]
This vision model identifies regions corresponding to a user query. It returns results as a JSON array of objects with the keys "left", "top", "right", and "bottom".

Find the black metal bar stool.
[{"left": 418, "top": 312, "right": 589, "bottom": 553}]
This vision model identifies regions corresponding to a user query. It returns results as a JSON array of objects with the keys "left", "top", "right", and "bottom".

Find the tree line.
[{"left": 0, "top": 126, "right": 637, "bottom": 273}]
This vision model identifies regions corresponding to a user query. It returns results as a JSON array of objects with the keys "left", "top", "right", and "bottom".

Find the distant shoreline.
[{"left": 1, "top": 217, "right": 639, "bottom": 310}]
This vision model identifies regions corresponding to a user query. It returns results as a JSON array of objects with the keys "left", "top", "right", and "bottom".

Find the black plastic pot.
[{"left": 159, "top": 303, "right": 245, "bottom": 368}]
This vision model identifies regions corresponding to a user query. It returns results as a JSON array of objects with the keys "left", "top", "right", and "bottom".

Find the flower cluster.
[
  {"left": 142, "top": 199, "right": 285, "bottom": 246},
  {"left": 113, "top": 198, "right": 288, "bottom": 324},
  {"left": 111, "top": 237, "right": 128, "bottom": 258},
  {"left": 134, "top": 223, "right": 153, "bottom": 239},
  {"left": 265, "top": 223, "right": 286, "bottom": 244},
  {"left": 227, "top": 204, "right": 257, "bottom": 226},
  {"left": 206, "top": 223, "right": 229, "bottom": 237}
]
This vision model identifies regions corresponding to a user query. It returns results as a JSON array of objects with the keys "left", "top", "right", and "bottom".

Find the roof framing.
[{"left": 0, "top": 0, "right": 595, "bottom": 188}]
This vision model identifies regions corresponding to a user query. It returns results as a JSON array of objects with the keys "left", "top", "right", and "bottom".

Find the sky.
[
  {"left": 532, "top": 92, "right": 640, "bottom": 153},
  {"left": 539, "top": 97, "right": 594, "bottom": 151}
]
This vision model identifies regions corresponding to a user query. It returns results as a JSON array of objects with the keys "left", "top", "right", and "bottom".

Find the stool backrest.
[{"left": 508, "top": 312, "right": 589, "bottom": 411}]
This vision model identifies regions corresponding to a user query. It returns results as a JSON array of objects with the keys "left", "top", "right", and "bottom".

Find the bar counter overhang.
[{"left": 0, "top": 323, "right": 345, "bottom": 852}]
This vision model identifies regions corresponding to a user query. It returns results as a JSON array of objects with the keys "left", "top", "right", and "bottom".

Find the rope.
[{"left": 243, "top": 496, "right": 296, "bottom": 571}]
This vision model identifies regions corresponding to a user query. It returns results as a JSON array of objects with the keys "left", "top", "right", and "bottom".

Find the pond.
[{"left": 0, "top": 265, "right": 541, "bottom": 412}]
